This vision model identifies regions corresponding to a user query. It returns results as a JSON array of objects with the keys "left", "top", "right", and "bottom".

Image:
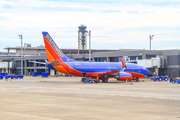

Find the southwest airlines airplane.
[{"left": 42, "top": 32, "right": 149, "bottom": 82}]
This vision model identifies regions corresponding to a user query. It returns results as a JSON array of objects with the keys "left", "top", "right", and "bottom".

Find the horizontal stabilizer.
[
  {"left": 49, "top": 60, "right": 60, "bottom": 66},
  {"left": 28, "top": 61, "right": 46, "bottom": 65}
]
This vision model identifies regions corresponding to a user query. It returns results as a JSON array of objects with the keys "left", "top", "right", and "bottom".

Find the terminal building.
[{"left": 0, "top": 45, "right": 180, "bottom": 78}]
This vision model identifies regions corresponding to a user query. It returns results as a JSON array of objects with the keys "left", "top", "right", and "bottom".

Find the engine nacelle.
[{"left": 116, "top": 72, "right": 132, "bottom": 81}]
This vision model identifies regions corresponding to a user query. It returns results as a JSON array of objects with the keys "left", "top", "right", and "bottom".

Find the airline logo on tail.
[{"left": 44, "top": 33, "right": 64, "bottom": 59}]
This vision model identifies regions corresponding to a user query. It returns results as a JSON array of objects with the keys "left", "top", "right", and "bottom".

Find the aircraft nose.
[{"left": 144, "top": 69, "right": 150, "bottom": 75}]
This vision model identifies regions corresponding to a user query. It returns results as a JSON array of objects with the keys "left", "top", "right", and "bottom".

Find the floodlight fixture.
[{"left": 149, "top": 34, "right": 154, "bottom": 50}]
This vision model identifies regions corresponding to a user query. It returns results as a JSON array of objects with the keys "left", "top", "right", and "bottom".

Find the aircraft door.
[{"left": 138, "top": 66, "right": 141, "bottom": 73}]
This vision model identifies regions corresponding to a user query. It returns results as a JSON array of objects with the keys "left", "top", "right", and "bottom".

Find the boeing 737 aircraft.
[{"left": 42, "top": 32, "right": 149, "bottom": 82}]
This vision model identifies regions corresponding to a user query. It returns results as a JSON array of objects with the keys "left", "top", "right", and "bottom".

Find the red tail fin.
[
  {"left": 121, "top": 56, "right": 126, "bottom": 68},
  {"left": 42, "top": 32, "right": 68, "bottom": 63}
]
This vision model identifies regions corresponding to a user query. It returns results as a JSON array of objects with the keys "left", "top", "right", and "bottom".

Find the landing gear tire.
[
  {"left": 102, "top": 75, "right": 108, "bottom": 83},
  {"left": 159, "top": 78, "right": 162, "bottom": 81},
  {"left": 136, "top": 77, "right": 139, "bottom": 82},
  {"left": 82, "top": 78, "right": 86, "bottom": 82},
  {"left": 165, "top": 78, "right": 168, "bottom": 81},
  {"left": 102, "top": 77, "right": 105, "bottom": 83}
]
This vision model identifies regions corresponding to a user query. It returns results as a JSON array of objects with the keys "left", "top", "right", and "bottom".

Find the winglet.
[{"left": 120, "top": 56, "right": 127, "bottom": 68}]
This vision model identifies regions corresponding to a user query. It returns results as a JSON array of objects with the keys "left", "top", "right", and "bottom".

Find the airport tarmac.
[{"left": 0, "top": 76, "right": 180, "bottom": 120}]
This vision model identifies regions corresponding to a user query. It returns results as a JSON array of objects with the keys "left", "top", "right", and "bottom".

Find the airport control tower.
[{"left": 78, "top": 25, "right": 88, "bottom": 49}]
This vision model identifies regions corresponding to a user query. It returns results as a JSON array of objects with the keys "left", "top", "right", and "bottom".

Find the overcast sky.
[{"left": 0, "top": 0, "right": 180, "bottom": 51}]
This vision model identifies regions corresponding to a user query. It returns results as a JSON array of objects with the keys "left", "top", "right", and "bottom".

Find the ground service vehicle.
[
  {"left": 5, "top": 75, "right": 23, "bottom": 79},
  {"left": 41, "top": 72, "right": 49, "bottom": 77},
  {"left": 169, "top": 78, "right": 180, "bottom": 84},
  {"left": 82, "top": 78, "right": 98, "bottom": 83},
  {"left": 0, "top": 75, "right": 3, "bottom": 79},
  {"left": 32, "top": 72, "right": 38, "bottom": 76},
  {"left": 151, "top": 75, "right": 169, "bottom": 81}
]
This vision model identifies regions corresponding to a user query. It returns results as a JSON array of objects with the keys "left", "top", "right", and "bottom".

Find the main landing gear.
[
  {"left": 132, "top": 77, "right": 139, "bottom": 82},
  {"left": 136, "top": 77, "right": 139, "bottom": 82},
  {"left": 81, "top": 76, "right": 108, "bottom": 83},
  {"left": 102, "top": 76, "right": 108, "bottom": 83}
]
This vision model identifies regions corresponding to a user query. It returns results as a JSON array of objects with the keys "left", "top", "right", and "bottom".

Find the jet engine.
[{"left": 116, "top": 72, "right": 132, "bottom": 81}]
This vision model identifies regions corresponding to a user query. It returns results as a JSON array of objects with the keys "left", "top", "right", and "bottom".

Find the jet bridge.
[{"left": 127, "top": 57, "right": 161, "bottom": 76}]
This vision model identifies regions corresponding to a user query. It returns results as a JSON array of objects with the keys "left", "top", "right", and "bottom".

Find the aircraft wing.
[
  {"left": 98, "top": 56, "right": 127, "bottom": 77},
  {"left": 98, "top": 68, "right": 120, "bottom": 76}
]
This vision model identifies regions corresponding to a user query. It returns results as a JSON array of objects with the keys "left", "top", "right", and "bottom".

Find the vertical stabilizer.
[
  {"left": 42, "top": 32, "right": 68, "bottom": 62},
  {"left": 120, "top": 56, "right": 127, "bottom": 71},
  {"left": 121, "top": 57, "right": 126, "bottom": 67}
]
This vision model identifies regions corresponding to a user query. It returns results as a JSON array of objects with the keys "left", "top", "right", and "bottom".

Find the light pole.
[
  {"left": 18, "top": 34, "right": 23, "bottom": 75},
  {"left": 89, "top": 30, "right": 91, "bottom": 61},
  {"left": 149, "top": 34, "right": 154, "bottom": 50}
]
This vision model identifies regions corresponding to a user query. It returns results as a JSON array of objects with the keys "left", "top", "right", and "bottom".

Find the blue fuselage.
[{"left": 66, "top": 61, "right": 149, "bottom": 76}]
